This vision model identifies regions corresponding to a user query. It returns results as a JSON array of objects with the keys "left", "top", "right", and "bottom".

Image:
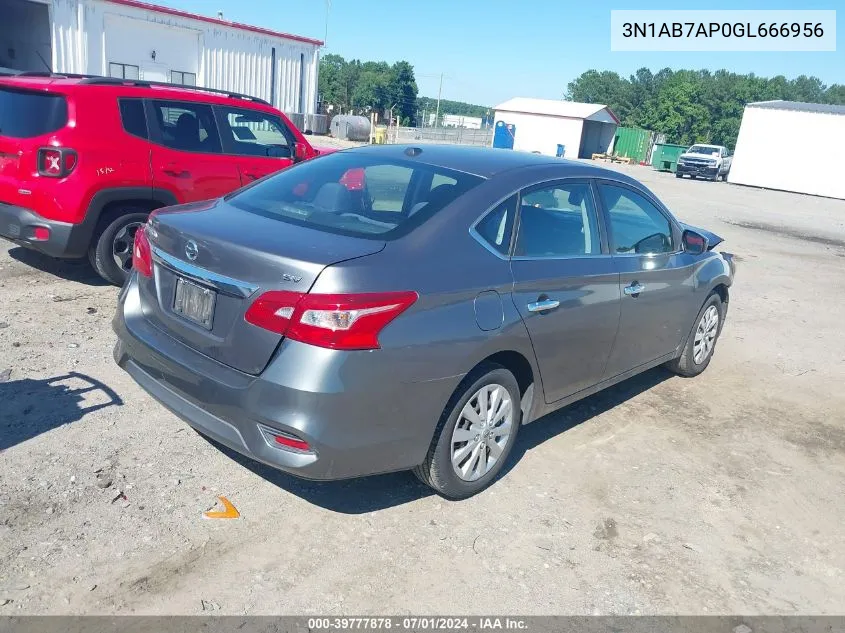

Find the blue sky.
[{"left": 159, "top": 0, "right": 842, "bottom": 106}]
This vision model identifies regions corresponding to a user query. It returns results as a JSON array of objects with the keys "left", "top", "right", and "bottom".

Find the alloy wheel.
[
  {"left": 112, "top": 221, "right": 144, "bottom": 272},
  {"left": 450, "top": 383, "right": 514, "bottom": 482},
  {"left": 693, "top": 305, "right": 719, "bottom": 364}
]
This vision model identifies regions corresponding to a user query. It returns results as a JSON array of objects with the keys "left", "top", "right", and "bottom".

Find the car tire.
[
  {"left": 666, "top": 292, "right": 725, "bottom": 377},
  {"left": 675, "top": 172, "right": 682, "bottom": 178},
  {"left": 413, "top": 364, "right": 521, "bottom": 499},
  {"left": 89, "top": 210, "right": 149, "bottom": 286}
]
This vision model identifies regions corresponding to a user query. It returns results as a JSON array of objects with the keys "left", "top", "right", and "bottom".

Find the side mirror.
[
  {"left": 682, "top": 229, "right": 708, "bottom": 255},
  {"left": 294, "top": 142, "right": 309, "bottom": 163}
]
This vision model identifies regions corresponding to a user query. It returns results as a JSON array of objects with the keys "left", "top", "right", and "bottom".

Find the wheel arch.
[
  {"left": 462, "top": 349, "right": 541, "bottom": 425},
  {"left": 89, "top": 187, "right": 178, "bottom": 233}
]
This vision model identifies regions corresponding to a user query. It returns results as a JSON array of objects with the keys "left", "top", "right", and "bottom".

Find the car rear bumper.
[
  {"left": 112, "top": 275, "right": 459, "bottom": 481},
  {"left": 676, "top": 164, "right": 719, "bottom": 178},
  {"left": 0, "top": 202, "right": 91, "bottom": 258}
]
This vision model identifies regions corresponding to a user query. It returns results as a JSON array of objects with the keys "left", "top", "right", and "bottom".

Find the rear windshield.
[
  {"left": 0, "top": 87, "right": 68, "bottom": 138},
  {"left": 226, "top": 152, "right": 484, "bottom": 239}
]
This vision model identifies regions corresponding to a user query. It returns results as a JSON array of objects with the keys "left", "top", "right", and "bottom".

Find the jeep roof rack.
[
  {"left": 77, "top": 76, "right": 271, "bottom": 105},
  {"left": 13, "top": 71, "right": 103, "bottom": 79}
]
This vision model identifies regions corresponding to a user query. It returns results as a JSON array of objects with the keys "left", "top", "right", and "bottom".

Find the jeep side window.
[
  {"left": 216, "top": 107, "right": 294, "bottom": 159},
  {"left": 148, "top": 100, "right": 222, "bottom": 154}
]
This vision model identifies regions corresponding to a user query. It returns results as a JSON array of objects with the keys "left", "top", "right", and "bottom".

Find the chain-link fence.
[{"left": 391, "top": 126, "right": 493, "bottom": 147}]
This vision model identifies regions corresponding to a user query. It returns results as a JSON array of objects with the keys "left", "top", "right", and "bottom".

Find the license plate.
[{"left": 173, "top": 277, "right": 216, "bottom": 329}]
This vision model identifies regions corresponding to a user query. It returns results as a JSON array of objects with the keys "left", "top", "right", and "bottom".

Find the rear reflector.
[
  {"left": 259, "top": 425, "right": 313, "bottom": 453},
  {"left": 245, "top": 290, "right": 418, "bottom": 351},
  {"left": 32, "top": 226, "right": 50, "bottom": 241},
  {"left": 132, "top": 225, "right": 153, "bottom": 277}
]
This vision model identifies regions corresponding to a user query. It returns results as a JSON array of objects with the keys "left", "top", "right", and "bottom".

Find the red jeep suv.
[{"left": 0, "top": 73, "right": 320, "bottom": 284}]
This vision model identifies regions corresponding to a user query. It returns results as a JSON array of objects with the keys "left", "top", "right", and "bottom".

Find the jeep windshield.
[{"left": 226, "top": 152, "right": 484, "bottom": 240}]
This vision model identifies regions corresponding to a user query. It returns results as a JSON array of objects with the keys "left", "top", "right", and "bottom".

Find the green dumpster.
[
  {"left": 652, "top": 143, "right": 688, "bottom": 173},
  {"left": 612, "top": 127, "right": 652, "bottom": 163}
]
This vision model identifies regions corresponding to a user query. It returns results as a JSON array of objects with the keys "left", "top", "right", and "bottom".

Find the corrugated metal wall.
[{"left": 50, "top": 0, "right": 321, "bottom": 114}]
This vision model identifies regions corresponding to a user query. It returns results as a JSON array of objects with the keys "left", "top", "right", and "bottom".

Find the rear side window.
[
  {"left": 148, "top": 100, "right": 222, "bottom": 154},
  {"left": 118, "top": 99, "right": 148, "bottom": 139},
  {"left": 227, "top": 152, "right": 484, "bottom": 239},
  {"left": 474, "top": 196, "right": 517, "bottom": 256},
  {"left": 0, "top": 88, "right": 67, "bottom": 138}
]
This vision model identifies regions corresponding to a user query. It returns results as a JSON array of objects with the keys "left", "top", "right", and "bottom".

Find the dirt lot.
[{"left": 1, "top": 161, "right": 844, "bottom": 615}]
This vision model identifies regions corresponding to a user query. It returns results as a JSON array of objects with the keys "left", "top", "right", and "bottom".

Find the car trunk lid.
[{"left": 139, "top": 198, "right": 385, "bottom": 374}]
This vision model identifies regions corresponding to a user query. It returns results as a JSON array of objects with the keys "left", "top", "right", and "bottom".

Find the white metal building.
[
  {"left": 0, "top": 0, "right": 323, "bottom": 115},
  {"left": 493, "top": 97, "right": 619, "bottom": 159},
  {"left": 728, "top": 101, "right": 845, "bottom": 200},
  {"left": 428, "top": 113, "right": 483, "bottom": 129}
]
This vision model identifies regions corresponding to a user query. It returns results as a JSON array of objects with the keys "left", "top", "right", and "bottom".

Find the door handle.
[
  {"left": 527, "top": 299, "right": 560, "bottom": 313},
  {"left": 624, "top": 283, "right": 645, "bottom": 296}
]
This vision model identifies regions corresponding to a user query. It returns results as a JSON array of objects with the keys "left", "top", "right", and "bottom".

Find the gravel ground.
[{"left": 1, "top": 159, "right": 844, "bottom": 615}]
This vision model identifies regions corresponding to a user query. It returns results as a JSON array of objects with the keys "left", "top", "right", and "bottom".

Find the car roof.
[
  {"left": 0, "top": 74, "right": 273, "bottom": 111},
  {"left": 347, "top": 144, "right": 641, "bottom": 180}
]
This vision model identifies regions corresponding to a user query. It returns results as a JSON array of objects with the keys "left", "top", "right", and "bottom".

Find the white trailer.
[{"left": 729, "top": 100, "right": 845, "bottom": 200}]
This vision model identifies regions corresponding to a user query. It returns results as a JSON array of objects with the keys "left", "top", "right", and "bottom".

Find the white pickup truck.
[{"left": 676, "top": 144, "right": 733, "bottom": 181}]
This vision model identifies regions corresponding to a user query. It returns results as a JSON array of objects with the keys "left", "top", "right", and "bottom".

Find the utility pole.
[
  {"left": 434, "top": 73, "right": 443, "bottom": 129},
  {"left": 324, "top": 0, "right": 331, "bottom": 46}
]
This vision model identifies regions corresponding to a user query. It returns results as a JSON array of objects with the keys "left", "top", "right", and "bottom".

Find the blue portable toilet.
[
  {"left": 556, "top": 144, "right": 566, "bottom": 158},
  {"left": 493, "top": 121, "right": 516, "bottom": 149}
]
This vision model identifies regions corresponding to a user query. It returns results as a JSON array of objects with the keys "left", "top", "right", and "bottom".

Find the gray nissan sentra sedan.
[{"left": 113, "top": 144, "right": 735, "bottom": 499}]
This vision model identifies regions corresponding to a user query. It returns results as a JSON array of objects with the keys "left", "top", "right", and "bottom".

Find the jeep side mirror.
[
  {"left": 682, "top": 229, "right": 708, "bottom": 255},
  {"left": 294, "top": 142, "right": 309, "bottom": 163}
]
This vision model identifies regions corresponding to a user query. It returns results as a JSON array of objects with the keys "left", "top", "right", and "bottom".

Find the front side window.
[
  {"left": 218, "top": 107, "right": 292, "bottom": 158},
  {"left": 149, "top": 100, "right": 221, "bottom": 154},
  {"left": 598, "top": 184, "right": 674, "bottom": 255},
  {"left": 227, "top": 152, "right": 483, "bottom": 239},
  {"left": 109, "top": 63, "right": 139, "bottom": 80},
  {"left": 514, "top": 183, "right": 601, "bottom": 258}
]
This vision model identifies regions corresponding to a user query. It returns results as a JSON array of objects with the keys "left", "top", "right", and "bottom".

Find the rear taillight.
[
  {"left": 37, "top": 147, "right": 77, "bottom": 178},
  {"left": 244, "top": 290, "right": 418, "bottom": 351},
  {"left": 132, "top": 226, "right": 152, "bottom": 277}
]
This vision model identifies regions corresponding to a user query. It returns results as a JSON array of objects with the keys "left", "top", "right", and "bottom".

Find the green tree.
[{"left": 564, "top": 67, "right": 845, "bottom": 149}]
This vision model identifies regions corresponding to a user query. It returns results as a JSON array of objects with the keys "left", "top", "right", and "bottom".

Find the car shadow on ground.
[
  {"left": 0, "top": 371, "right": 123, "bottom": 450},
  {"left": 8, "top": 247, "right": 109, "bottom": 286},
  {"left": 220, "top": 367, "right": 673, "bottom": 514}
]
